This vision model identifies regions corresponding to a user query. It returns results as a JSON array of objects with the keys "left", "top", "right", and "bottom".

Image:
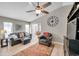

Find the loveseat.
[{"left": 8, "top": 32, "right": 32, "bottom": 46}]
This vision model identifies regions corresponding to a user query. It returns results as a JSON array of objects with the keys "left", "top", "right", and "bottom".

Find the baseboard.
[{"left": 54, "top": 41, "right": 63, "bottom": 45}]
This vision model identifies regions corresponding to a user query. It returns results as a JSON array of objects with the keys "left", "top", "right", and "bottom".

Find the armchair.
[{"left": 39, "top": 32, "right": 53, "bottom": 47}]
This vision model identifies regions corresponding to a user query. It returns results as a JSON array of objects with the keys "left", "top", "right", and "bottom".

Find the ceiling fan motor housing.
[{"left": 36, "top": 6, "right": 42, "bottom": 10}]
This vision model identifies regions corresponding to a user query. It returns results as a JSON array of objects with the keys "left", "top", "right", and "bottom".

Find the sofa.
[
  {"left": 39, "top": 32, "right": 53, "bottom": 47},
  {"left": 8, "top": 32, "right": 32, "bottom": 46}
]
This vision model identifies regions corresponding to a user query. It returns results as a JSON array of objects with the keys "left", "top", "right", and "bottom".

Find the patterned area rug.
[{"left": 14, "top": 44, "right": 54, "bottom": 56}]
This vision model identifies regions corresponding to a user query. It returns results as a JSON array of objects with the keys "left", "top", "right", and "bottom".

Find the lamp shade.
[
  {"left": 36, "top": 31, "right": 41, "bottom": 35},
  {"left": 0, "top": 29, "right": 6, "bottom": 34},
  {"left": 0, "top": 28, "right": 6, "bottom": 39}
]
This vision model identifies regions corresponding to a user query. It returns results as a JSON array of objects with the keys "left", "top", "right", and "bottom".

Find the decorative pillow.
[
  {"left": 43, "top": 32, "right": 49, "bottom": 38},
  {"left": 19, "top": 32, "right": 24, "bottom": 38}
]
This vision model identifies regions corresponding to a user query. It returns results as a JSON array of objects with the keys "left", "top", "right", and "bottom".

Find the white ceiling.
[{"left": 0, "top": 2, "right": 74, "bottom": 22}]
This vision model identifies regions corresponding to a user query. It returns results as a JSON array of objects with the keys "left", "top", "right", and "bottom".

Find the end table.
[{"left": 1, "top": 39, "right": 8, "bottom": 48}]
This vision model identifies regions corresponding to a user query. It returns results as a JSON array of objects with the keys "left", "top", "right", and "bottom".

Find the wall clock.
[{"left": 47, "top": 16, "right": 59, "bottom": 27}]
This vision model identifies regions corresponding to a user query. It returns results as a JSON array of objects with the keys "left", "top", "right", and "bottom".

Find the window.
[
  {"left": 3, "top": 22, "right": 13, "bottom": 38},
  {"left": 25, "top": 24, "right": 30, "bottom": 33},
  {"left": 31, "top": 23, "right": 41, "bottom": 34},
  {"left": 32, "top": 24, "right": 38, "bottom": 34}
]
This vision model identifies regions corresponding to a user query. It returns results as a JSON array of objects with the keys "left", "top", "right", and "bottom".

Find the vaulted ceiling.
[{"left": 0, "top": 2, "right": 74, "bottom": 22}]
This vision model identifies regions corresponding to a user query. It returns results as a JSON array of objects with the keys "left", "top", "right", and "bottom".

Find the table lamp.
[{"left": 0, "top": 28, "right": 6, "bottom": 39}]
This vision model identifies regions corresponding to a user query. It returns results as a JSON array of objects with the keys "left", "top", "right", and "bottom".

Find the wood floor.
[
  {"left": 0, "top": 41, "right": 38, "bottom": 56},
  {"left": 0, "top": 41, "right": 64, "bottom": 56},
  {"left": 51, "top": 43, "right": 64, "bottom": 56}
]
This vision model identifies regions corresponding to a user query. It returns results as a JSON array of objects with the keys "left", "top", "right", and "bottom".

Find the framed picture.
[{"left": 15, "top": 24, "right": 22, "bottom": 31}]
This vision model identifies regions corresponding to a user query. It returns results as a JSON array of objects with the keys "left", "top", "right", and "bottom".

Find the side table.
[{"left": 1, "top": 39, "right": 8, "bottom": 48}]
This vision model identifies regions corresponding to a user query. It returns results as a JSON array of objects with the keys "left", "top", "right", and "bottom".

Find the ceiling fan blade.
[
  {"left": 26, "top": 10, "right": 35, "bottom": 13},
  {"left": 41, "top": 10, "right": 49, "bottom": 14},
  {"left": 42, "top": 2, "right": 51, "bottom": 8}
]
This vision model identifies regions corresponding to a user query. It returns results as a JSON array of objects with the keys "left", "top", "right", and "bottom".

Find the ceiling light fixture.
[{"left": 36, "top": 9, "right": 41, "bottom": 14}]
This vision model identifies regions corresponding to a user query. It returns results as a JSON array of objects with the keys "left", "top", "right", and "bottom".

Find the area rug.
[{"left": 14, "top": 44, "right": 54, "bottom": 56}]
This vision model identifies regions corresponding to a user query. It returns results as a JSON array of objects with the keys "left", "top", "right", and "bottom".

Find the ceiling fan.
[{"left": 26, "top": 2, "right": 52, "bottom": 16}]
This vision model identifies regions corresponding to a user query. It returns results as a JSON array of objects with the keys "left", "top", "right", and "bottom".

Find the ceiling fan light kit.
[{"left": 36, "top": 10, "right": 41, "bottom": 14}]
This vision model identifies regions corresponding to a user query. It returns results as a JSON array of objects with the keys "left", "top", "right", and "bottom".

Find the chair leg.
[{"left": 48, "top": 43, "right": 51, "bottom": 47}]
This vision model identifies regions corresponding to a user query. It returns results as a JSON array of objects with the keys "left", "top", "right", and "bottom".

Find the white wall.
[
  {"left": 31, "top": 5, "right": 72, "bottom": 43},
  {"left": 0, "top": 16, "right": 29, "bottom": 32},
  {"left": 67, "top": 18, "right": 76, "bottom": 40}
]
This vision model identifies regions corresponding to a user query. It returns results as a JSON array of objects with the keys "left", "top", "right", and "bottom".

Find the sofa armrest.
[
  {"left": 10, "top": 38, "right": 14, "bottom": 41},
  {"left": 23, "top": 37, "right": 31, "bottom": 40},
  {"left": 49, "top": 36, "right": 52, "bottom": 39}
]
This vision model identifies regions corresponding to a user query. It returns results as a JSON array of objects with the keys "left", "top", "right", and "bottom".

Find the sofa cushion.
[
  {"left": 25, "top": 32, "right": 30, "bottom": 36},
  {"left": 40, "top": 39, "right": 47, "bottom": 42},
  {"left": 9, "top": 34, "right": 18, "bottom": 39},
  {"left": 39, "top": 35, "right": 47, "bottom": 39}
]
